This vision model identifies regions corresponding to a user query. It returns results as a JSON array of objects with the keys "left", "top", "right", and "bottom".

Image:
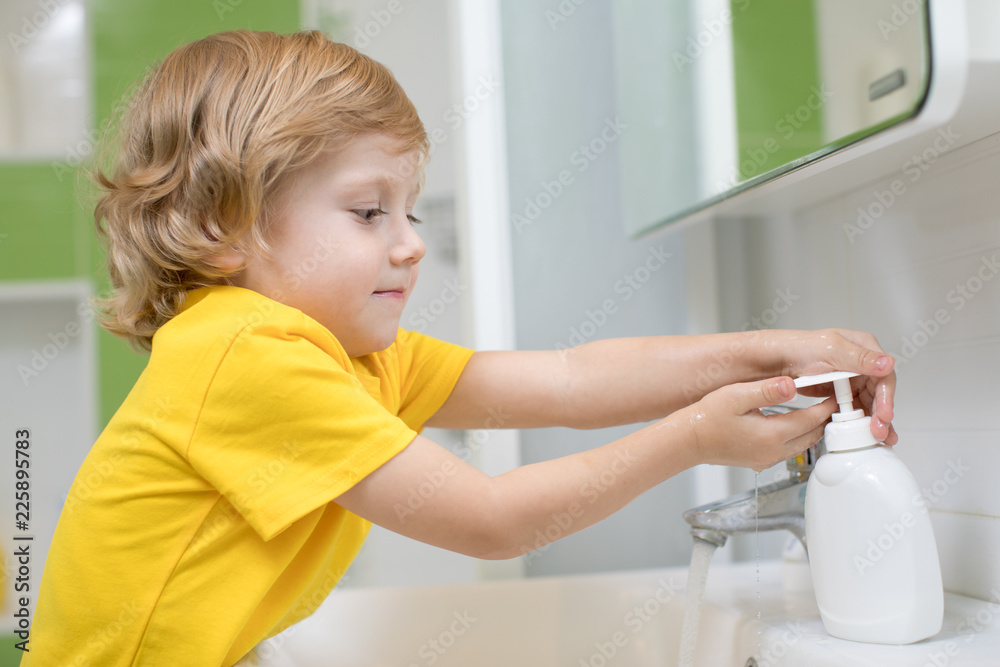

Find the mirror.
[{"left": 612, "top": 0, "right": 930, "bottom": 236}]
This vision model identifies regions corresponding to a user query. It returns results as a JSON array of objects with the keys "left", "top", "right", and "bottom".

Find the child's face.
[{"left": 230, "top": 133, "right": 426, "bottom": 356}]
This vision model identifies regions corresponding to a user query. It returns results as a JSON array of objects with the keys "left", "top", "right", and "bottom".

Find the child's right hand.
[{"left": 680, "top": 376, "right": 838, "bottom": 472}]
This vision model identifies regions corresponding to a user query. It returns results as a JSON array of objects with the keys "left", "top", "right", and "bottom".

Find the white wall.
[
  {"left": 715, "top": 129, "right": 1000, "bottom": 601},
  {"left": 500, "top": 0, "right": 700, "bottom": 576}
]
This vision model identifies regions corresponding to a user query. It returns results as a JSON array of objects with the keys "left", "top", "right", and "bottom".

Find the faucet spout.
[
  {"left": 682, "top": 404, "right": 824, "bottom": 551},
  {"left": 683, "top": 476, "right": 808, "bottom": 550}
]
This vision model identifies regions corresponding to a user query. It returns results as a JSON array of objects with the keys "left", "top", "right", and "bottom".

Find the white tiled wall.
[{"left": 716, "top": 130, "right": 1000, "bottom": 602}]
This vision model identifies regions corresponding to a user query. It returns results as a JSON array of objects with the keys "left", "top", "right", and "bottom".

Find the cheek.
[
  {"left": 274, "top": 226, "right": 344, "bottom": 279},
  {"left": 319, "top": 249, "right": 382, "bottom": 301}
]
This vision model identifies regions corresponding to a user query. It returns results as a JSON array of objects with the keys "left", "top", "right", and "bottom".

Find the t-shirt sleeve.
[
  {"left": 186, "top": 319, "right": 419, "bottom": 541},
  {"left": 393, "top": 329, "right": 475, "bottom": 431}
]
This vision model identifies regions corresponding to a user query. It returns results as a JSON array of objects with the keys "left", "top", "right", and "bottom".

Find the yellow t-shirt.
[{"left": 25, "top": 285, "right": 474, "bottom": 666}]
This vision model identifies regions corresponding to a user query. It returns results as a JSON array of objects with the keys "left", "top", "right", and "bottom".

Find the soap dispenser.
[{"left": 797, "top": 371, "right": 943, "bottom": 645}]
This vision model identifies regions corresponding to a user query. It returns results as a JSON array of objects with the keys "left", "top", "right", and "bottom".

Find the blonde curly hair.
[{"left": 93, "top": 30, "right": 429, "bottom": 350}]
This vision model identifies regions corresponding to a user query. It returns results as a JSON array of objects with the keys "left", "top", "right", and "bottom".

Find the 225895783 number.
[{"left": 15, "top": 428, "right": 30, "bottom": 531}]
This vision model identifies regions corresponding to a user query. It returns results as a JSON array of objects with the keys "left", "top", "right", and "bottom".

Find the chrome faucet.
[{"left": 683, "top": 406, "right": 824, "bottom": 551}]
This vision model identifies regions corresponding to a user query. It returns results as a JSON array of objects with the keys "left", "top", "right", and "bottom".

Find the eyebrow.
[
  {"left": 340, "top": 175, "right": 393, "bottom": 189},
  {"left": 338, "top": 174, "right": 420, "bottom": 196}
]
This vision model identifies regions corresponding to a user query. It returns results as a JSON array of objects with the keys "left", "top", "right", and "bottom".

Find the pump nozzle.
[
  {"left": 793, "top": 371, "right": 863, "bottom": 421},
  {"left": 831, "top": 377, "right": 854, "bottom": 414},
  {"left": 793, "top": 371, "right": 879, "bottom": 450},
  {"left": 793, "top": 370, "right": 857, "bottom": 393}
]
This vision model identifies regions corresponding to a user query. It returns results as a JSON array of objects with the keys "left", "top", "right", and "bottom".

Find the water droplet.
[{"left": 755, "top": 472, "right": 763, "bottom": 651}]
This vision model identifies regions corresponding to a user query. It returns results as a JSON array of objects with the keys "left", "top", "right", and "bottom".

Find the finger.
[
  {"left": 870, "top": 413, "right": 898, "bottom": 444},
  {"left": 733, "top": 377, "right": 796, "bottom": 413},
  {"left": 769, "top": 397, "right": 837, "bottom": 442},
  {"left": 884, "top": 422, "right": 899, "bottom": 446},
  {"left": 874, "top": 371, "right": 896, "bottom": 424},
  {"left": 871, "top": 413, "right": 890, "bottom": 442},
  {"left": 782, "top": 419, "right": 828, "bottom": 459},
  {"left": 795, "top": 384, "right": 834, "bottom": 399},
  {"left": 856, "top": 372, "right": 895, "bottom": 441},
  {"left": 834, "top": 333, "right": 895, "bottom": 379},
  {"left": 753, "top": 417, "right": 828, "bottom": 472}
]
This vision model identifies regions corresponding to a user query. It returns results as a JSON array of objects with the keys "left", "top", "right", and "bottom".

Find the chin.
[{"left": 351, "top": 328, "right": 400, "bottom": 357}]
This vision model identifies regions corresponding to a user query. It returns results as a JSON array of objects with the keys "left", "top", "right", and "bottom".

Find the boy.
[{"left": 26, "top": 30, "right": 896, "bottom": 665}]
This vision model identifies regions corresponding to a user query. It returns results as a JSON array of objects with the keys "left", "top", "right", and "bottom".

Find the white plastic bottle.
[{"left": 797, "top": 371, "right": 943, "bottom": 645}]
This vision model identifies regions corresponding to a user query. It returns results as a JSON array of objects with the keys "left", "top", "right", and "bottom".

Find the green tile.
[
  {"left": 2, "top": 0, "right": 300, "bottom": 428},
  {"left": 92, "top": 0, "right": 301, "bottom": 120},
  {"left": 0, "top": 633, "right": 25, "bottom": 667},
  {"left": 0, "top": 164, "right": 81, "bottom": 281}
]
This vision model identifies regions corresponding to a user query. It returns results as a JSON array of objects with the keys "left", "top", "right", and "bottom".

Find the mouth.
[{"left": 372, "top": 287, "right": 407, "bottom": 298}]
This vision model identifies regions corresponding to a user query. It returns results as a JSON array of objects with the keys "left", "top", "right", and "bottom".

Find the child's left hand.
[
  {"left": 429, "top": 327, "right": 897, "bottom": 446},
  {"left": 768, "top": 329, "right": 896, "bottom": 444}
]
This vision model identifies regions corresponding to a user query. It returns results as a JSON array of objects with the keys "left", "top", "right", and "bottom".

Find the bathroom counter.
[
  {"left": 255, "top": 559, "right": 1000, "bottom": 666},
  {"left": 703, "top": 560, "right": 1000, "bottom": 666}
]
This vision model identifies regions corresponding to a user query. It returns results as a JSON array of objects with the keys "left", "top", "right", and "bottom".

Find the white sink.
[{"left": 252, "top": 560, "right": 1000, "bottom": 666}]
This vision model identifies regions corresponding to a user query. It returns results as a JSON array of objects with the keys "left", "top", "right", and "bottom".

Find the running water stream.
[
  {"left": 676, "top": 537, "right": 718, "bottom": 667},
  {"left": 678, "top": 473, "right": 763, "bottom": 666}
]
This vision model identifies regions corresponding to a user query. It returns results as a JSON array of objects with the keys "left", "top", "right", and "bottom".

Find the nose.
[{"left": 388, "top": 214, "right": 426, "bottom": 266}]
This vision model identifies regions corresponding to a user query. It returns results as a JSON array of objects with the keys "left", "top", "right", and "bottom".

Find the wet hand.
[
  {"left": 683, "top": 377, "right": 838, "bottom": 472},
  {"left": 770, "top": 329, "right": 897, "bottom": 445}
]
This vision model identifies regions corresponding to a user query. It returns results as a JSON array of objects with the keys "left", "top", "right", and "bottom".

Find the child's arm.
[
  {"left": 336, "top": 376, "right": 835, "bottom": 559},
  {"left": 428, "top": 328, "right": 896, "bottom": 443}
]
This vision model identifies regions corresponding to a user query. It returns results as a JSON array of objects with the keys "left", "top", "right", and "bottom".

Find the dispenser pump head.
[
  {"left": 830, "top": 374, "right": 857, "bottom": 416},
  {"left": 793, "top": 371, "right": 880, "bottom": 451},
  {"left": 793, "top": 371, "right": 861, "bottom": 417}
]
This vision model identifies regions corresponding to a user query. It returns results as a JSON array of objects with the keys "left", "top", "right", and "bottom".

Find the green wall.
[{"left": 0, "top": 0, "right": 300, "bottom": 430}]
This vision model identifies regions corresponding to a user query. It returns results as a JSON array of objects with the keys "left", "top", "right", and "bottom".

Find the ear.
[{"left": 206, "top": 246, "right": 244, "bottom": 273}]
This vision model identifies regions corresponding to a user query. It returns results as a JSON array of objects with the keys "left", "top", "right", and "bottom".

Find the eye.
[
  {"left": 354, "top": 208, "right": 387, "bottom": 223},
  {"left": 407, "top": 214, "right": 423, "bottom": 225}
]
